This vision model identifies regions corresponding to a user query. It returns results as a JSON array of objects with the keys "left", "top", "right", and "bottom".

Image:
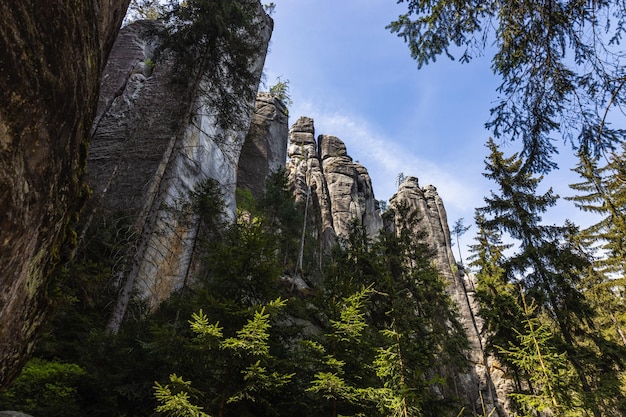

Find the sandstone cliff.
[
  {"left": 388, "top": 178, "right": 512, "bottom": 415},
  {"left": 0, "top": 2, "right": 510, "bottom": 408},
  {"left": 286, "top": 117, "right": 383, "bottom": 252},
  {"left": 237, "top": 92, "right": 289, "bottom": 198},
  {"left": 0, "top": 0, "right": 130, "bottom": 388},
  {"left": 285, "top": 117, "right": 511, "bottom": 415},
  {"left": 86, "top": 8, "right": 273, "bottom": 332}
]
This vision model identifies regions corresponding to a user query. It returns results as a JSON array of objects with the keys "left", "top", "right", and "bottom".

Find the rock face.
[
  {"left": 286, "top": 117, "right": 382, "bottom": 250},
  {"left": 388, "top": 178, "right": 511, "bottom": 416},
  {"left": 0, "top": 0, "right": 130, "bottom": 389},
  {"left": 237, "top": 92, "right": 289, "bottom": 198},
  {"left": 86, "top": 8, "right": 273, "bottom": 332},
  {"left": 286, "top": 118, "right": 511, "bottom": 415},
  {"left": 388, "top": 178, "right": 456, "bottom": 282}
]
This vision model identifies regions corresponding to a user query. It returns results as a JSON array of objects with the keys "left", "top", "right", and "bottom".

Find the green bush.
[{"left": 0, "top": 358, "right": 86, "bottom": 417}]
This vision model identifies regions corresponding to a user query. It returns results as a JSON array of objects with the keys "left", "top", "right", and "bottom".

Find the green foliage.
[
  {"left": 498, "top": 293, "right": 579, "bottom": 416},
  {"left": 452, "top": 217, "right": 471, "bottom": 266},
  {"left": 306, "top": 286, "right": 379, "bottom": 416},
  {"left": 568, "top": 144, "right": 626, "bottom": 278},
  {"left": 189, "top": 178, "right": 228, "bottom": 232},
  {"left": 258, "top": 169, "right": 305, "bottom": 272},
  {"left": 269, "top": 76, "right": 293, "bottom": 110},
  {"left": 220, "top": 300, "right": 286, "bottom": 357},
  {"left": 314, "top": 212, "right": 469, "bottom": 417},
  {"left": 395, "top": 172, "right": 406, "bottom": 188},
  {"left": 262, "top": 3, "right": 276, "bottom": 16},
  {"left": 154, "top": 298, "right": 293, "bottom": 416},
  {"left": 154, "top": 375, "right": 210, "bottom": 417},
  {"left": 329, "top": 287, "right": 371, "bottom": 342},
  {"left": 472, "top": 139, "right": 626, "bottom": 416},
  {"left": 0, "top": 358, "right": 86, "bottom": 417},
  {"left": 18, "top": 157, "right": 470, "bottom": 417},
  {"left": 470, "top": 214, "right": 520, "bottom": 358},
  {"left": 126, "top": 0, "right": 164, "bottom": 22},
  {"left": 373, "top": 328, "right": 421, "bottom": 417},
  {"left": 162, "top": 0, "right": 266, "bottom": 130},
  {"left": 389, "top": 0, "right": 626, "bottom": 173},
  {"left": 236, "top": 187, "right": 257, "bottom": 214}
]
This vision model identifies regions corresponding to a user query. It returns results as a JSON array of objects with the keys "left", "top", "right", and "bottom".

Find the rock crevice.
[
  {"left": 85, "top": 8, "right": 273, "bottom": 331},
  {"left": 286, "top": 117, "right": 382, "bottom": 249}
]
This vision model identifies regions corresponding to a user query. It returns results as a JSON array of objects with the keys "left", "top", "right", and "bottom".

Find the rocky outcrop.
[
  {"left": 286, "top": 119, "right": 512, "bottom": 415},
  {"left": 86, "top": 7, "right": 273, "bottom": 332},
  {"left": 319, "top": 134, "right": 382, "bottom": 238},
  {"left": 237, "top": 92, "right": 289, "bottom": 198},
  {"left": 0, "top": 0, "right": 130, "bottom": 389},
  {"left": 286, "top": 117, "right": 382, "bottom": 250},
  {"left": 388, "top": 178, "right": 456, "bottom": 281},
  {"left": 286, "top": 117, "right": 336, "bottom": 250},
  {"left": 386, "top": 177, "right": 511, "bottom": 416}
]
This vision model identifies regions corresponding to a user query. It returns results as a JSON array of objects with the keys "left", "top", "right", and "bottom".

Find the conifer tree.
[
  {"left": 568, "top": 145, "right": 626, "bottom": 278},
  {"left": 162, "top": 0, "right": 266, "bottom": 130},
  {"left": 388, "top": 0, "right": 626, "bottom": 173},
  {"left": 306, "top": 287, "right": 378, "bottom": 417},
  {"left": 498, "top": 291, "right": 579, "bottom": 416},
  {"left": 469, "top": 214, "right": 521, "bottom": 364},
  {"left": 154, "top": 299, "right": 293, "bottom": 417},
  {"left": 374, "top": 202, "right": 469, "bottom": 416},
  {"left": 474, "top": 139, "right": 626, "bottom": 416}
]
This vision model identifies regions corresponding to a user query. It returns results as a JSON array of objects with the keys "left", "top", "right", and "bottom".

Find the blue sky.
[{"left": 262, "top": 0, "right": 593, "bottom": 261}]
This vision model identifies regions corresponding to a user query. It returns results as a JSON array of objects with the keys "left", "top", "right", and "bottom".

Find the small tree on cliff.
[
  {"left": 269, "top": 77, "right": 293, "bottom": 110},
  {"left": 162, "top": 0, "right": 268, "bottom": 130},
  {"left": 452, "top": 218, "right": 471, "bottom": 267}
]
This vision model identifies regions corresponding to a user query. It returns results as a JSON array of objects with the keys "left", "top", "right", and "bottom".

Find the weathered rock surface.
[
  {"left": 387, "top": 177, "right": 511, "bottom": 416},
  {"left": 287, "top": 117, "right": 337, "bottom": 249},
  {"left": 319, "top": 134, "right": 382, "bottom": 238},
  {"left": 237, "top": 92, "right": 289, "bottom": 198},
  {"left": 388, "top": 178, "right": 456, "bottom": 280},
  {"left": 286, "top": 117, "right": 382, "bottom": 250},
  {"left": 0, "top": 412, "right": 34, "bottom": 417},
  {"left": 286, "top": 123, "right": 513, "bottom": 415},
  {"left": 0, "top": 0, "right": 130, "bottom": 389},
  {"left": 86, "top": 7, "right": 273, "bottom": 331}
]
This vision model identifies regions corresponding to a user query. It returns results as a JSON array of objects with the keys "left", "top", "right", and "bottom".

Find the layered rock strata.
[{"left": 286, "top": 117, "right": 382, "bottom": 251}]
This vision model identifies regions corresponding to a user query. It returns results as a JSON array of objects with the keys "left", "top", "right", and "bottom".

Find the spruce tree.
[
  {"left": 374, "top": 202, "right": 469, "bottom": 416},
  {"left": 306, "top": 287, "right": 378, "bottom": 417},
  {"left": 154, "top": 299, "right": 293, "bottom": 417},
  {"left": 162, "top": 0, "right": 266, "bottom": 130},
  {"left": 568, "top": 145, "right": 626, "bottom": 278},
  {"left": 475, "top": 139, "right": 626, "bottom": 416},
  {"left": 469, "top": 214, "right": 521, "bottom": 364}
]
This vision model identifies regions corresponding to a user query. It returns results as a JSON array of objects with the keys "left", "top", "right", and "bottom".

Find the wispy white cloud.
[{"left": 288, "top": 101, "right": 484, "bottom": 216}]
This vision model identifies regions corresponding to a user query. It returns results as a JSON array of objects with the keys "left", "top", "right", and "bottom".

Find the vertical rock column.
[
  {"left": 318, "top": 134, "right": 382, "bottom": 238},
  {"left": 286, "top": 117, "right": 336, "bottom": 248},
  {"left": 237, "top": 92, "right": 289, "bottom": 198},
  {"left": 87, "top": 4, "right": 274, "bottom": 332},
  {"left": 388, "top": 177, "right": 511, "bottom": 416},
  {"left": 286, "top": 117, "right": 383, "bottom": 250}
]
